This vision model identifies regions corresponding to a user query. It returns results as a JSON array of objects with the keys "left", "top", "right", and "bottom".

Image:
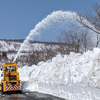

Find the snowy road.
[{"left": 0, "top": 92, "right": 65, "bottom": 100}]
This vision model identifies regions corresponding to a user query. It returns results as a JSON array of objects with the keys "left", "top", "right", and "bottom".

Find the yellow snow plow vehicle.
[{"left": 0, "top": 62, "right": 22, "bottom": 93}]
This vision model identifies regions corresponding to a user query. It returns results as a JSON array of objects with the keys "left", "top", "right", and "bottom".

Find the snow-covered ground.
[
  {"left": 17, "top": 48, "right": 100, "bottom": 100},
  {"left": 1, "top": 48, "right": 100, "bottom": 100}
]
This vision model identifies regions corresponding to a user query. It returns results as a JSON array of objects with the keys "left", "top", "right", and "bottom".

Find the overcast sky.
[{"left": 0, "top": 0, "right": 100, "bottom": 41}]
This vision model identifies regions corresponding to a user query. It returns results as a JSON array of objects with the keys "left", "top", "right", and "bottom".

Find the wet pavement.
[{"left": 0, "top": 92, "right": 65, "bottom": 100}]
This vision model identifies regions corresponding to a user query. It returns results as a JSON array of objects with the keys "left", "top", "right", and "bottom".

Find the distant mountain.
[
  {"left": 0, "top": 39, "right": 71, "bottom": 46},
  {"left": 0, "top": 39, "right": 24, "bottom": 43}
]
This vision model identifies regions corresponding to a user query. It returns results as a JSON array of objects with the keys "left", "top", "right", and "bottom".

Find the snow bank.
[{"left": 21, "top": 48, "right": 100, "bottom": 100}]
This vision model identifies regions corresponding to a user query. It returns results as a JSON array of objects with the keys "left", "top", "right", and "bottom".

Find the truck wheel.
[
  {"left": 1, "top": 83, "right": 4, "bottom": 94},
  {"left": 18, "top": 90, "right": 22, "bottom": 93}
]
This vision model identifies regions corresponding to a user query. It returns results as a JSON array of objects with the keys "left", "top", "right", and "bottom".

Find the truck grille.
[{"left": 9, "top": 75, "right": 17, "bottom": 80}]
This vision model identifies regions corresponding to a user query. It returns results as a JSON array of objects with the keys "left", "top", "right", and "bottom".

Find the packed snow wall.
[{"left": 14, "top": 48, "right": 100, "bottom": 100}]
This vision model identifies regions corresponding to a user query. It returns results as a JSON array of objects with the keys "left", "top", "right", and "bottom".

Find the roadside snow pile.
[{"left": 17, "top": 48, "right": 100, "bottom": 100}]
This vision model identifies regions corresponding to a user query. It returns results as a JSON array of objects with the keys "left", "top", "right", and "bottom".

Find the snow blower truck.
[{"left": 0, "top": 62, "right": 22, "bottom": 93}]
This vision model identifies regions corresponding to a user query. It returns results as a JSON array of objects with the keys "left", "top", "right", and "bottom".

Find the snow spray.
[{"left": 13, "top": 10, "right": 95, "bottom": 62}]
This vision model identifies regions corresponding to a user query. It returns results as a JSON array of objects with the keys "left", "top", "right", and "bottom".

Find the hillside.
[{"left": 0, "top": 39, "right": 71, "bottom": 67}]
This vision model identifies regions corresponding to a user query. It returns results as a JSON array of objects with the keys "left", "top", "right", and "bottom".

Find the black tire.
[
  {"left": 16, "top": 90, "right": 22, "bottom": 94},
  {"left": 19, "top": 90, "right": 22, "bottom": 93},
  {"left": 1, "top": 83, "right": 4, "bottom": 94}
]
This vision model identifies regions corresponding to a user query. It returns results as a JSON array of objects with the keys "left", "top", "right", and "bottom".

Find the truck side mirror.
[{"left": 1, "top": 68, "right": 2, "bottom": 71}]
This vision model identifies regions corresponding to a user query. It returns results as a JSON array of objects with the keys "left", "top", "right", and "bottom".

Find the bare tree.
[
  {"left": 57, "top": 26, "right": 93, "bottom": 53},
  {"left": 76, "top": 3, "right": 100, "bottom": 47}
]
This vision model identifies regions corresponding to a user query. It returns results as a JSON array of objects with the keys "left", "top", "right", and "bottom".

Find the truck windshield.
[{"left": 5, "top": 66, "right": 16, "bottom": 72}]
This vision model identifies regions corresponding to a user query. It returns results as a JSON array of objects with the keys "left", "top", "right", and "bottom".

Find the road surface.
[{"left": 0, "top": 92, "right": 65, "bottom": 100}]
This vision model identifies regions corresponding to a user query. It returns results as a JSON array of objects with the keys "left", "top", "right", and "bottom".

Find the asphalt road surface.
[{"left": 0, "top": 92, "right": 65, "bottom": 100}]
